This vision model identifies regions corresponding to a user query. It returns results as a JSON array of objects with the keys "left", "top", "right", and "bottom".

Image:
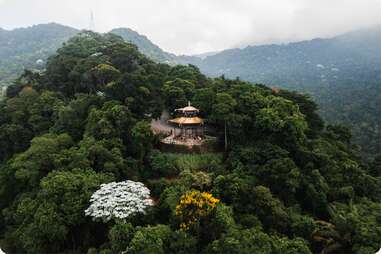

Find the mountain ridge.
[
  {"left": 110, "top": 27, "right": 176, "bottom": 63},
  {"left": 184, "top": 25, "right": 381, "bottom": 157},
  {"left": 0, "top": 23, "right": 177, "bottom": 89}
]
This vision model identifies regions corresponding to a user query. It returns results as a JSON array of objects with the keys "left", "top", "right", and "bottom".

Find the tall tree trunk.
[{"left": 224, "top": 121, "right": 228, "bottom": 151}]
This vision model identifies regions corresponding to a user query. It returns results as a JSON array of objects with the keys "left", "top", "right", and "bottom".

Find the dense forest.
[
  {"left": 180, "top": 26, "right": 381, "bottom": 159},
  {"left": 1, "top": 24, "right": 380, "bottom": 160},
  {"left": 0, "top": 31, "right": 380, "bottom": 254}
]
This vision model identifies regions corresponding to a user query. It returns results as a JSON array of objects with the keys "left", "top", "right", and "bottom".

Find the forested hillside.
[
  {"left": 0, "top": 31, "right": 380, "bottom": 254},
  {"left": 1, "top": 23, "right": 380, "bottom": 158},
  {"left": 110, "top": 28, "right": 176, "bottom": 63},
  {"left": 0, "top": 24, "right": 175, "bottom": 92},
  {"left": 183, "top": 26, "right": 381, "bottom": 89},
  {"left": 181, "top": 26, "right": 381, "bottom": 158},
  {"left": 0, "top": 23, "right": 78, "bottom": 88}
]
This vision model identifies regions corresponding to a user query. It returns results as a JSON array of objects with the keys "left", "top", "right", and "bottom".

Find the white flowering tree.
[{"left": 85, "top": 180, "right": 153, "bottom": 222}]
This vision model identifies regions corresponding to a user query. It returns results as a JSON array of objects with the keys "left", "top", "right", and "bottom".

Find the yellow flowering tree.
[{"left": 175, "top": 190, "right": 220, "bottom": 230}]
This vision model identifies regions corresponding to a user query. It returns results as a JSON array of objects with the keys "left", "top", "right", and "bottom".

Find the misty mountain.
[
  {"left": 0, "top": 23, "right": 78, "bottom": 87},
  {"left": 0, "top": 24, "right": 176, "bottom": 89},
  {"left": 181, "top": 26, "right": 381, "bottom": 157},
  {"left": 182, "top": 26, "right": 381, "bottom": 89},
  {"left": 110, "top": 28, "right": 176, "bottom": 63}
]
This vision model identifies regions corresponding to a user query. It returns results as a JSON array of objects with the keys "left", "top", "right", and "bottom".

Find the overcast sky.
[{"left": 1, "top": 0, "right": 381, "bottom": 55}]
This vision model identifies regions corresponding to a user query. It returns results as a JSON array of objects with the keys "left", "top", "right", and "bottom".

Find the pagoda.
[{"left": 167, "top": 102, "right": 204, "bottom": 143}]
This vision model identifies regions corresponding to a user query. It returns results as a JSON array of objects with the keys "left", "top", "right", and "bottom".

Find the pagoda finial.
[{"left": 188, "top": 101, "right": 191, "bottom": 107}]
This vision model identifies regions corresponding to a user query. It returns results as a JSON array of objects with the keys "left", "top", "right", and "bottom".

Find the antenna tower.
[{"left": 89, "top": 10, "right": 95, "bottom": 31}]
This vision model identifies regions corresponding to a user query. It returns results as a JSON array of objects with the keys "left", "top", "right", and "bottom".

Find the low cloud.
[{"left": 0, "top": 0, "right": 381, "bottom": 54}]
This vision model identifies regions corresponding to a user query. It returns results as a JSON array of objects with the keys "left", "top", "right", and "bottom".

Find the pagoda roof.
[
  {"left": 168, "top": 117, "right": 204, "bottom": 126},
  {"left": 175, "top": 102, "right": 199, "bottom": 113}
]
